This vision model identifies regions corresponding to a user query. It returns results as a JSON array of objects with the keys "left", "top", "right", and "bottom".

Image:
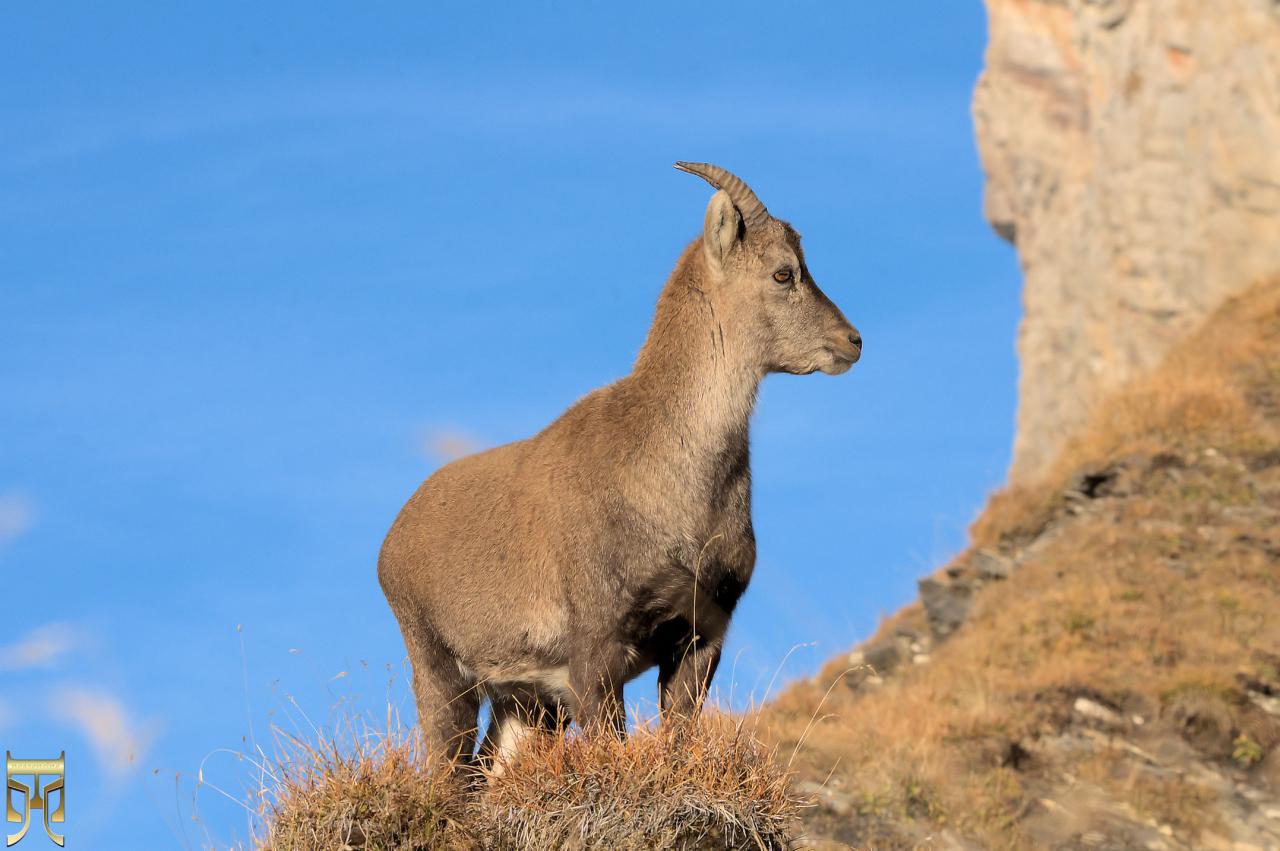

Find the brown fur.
[{"left": 378, "top": 172, "right": 861, "bottom": 769}]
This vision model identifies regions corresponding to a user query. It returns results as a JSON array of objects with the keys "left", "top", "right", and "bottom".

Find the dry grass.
[
  {"left": 256, "top": 712, "right": 802, "bottom": 850},
  {"left": 475, "top": 716, "right": 800, "bottom": 850},
  {"left": 1055, "top": 276, "right": 1278, "bottom": 464},
  {"left": 258, "top": 713, "right": 472, "bottom": 851},
  {"left": 974, "top": 276, "right": 1280, "bottom": 550},
  {"left": 762, "top": 276, "right": 1280, "bottom": 848}
]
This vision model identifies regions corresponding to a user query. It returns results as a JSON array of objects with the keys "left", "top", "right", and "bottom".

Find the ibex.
[{"left": 378, "top": 163, "right": 861, "bottom": 769}]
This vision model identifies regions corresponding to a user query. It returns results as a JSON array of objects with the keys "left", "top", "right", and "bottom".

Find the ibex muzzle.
[{"left": 378, "top": 162, "right": 860, "bottom": 771}]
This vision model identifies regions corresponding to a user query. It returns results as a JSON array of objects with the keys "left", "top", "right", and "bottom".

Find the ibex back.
[{"left": 378, "top": 163, "right": 861, "bottom": 769}]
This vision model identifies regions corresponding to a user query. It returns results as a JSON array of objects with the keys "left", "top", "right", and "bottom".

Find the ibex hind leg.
[
  {"left": 478, "top": 690, "right": 568, "bottom": 775},
  {"left": 400, "top": 620, "right": 480, "bottom": 772}
]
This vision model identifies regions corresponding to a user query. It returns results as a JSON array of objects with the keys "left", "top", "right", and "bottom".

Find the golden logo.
[{"left": 5, "top": 752, "right": 64, "bottom": 847}]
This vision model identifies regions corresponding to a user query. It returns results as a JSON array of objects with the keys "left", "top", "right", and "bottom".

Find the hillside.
[{"left": 762, "top": 277, "right": 1280, "bottom": 849}]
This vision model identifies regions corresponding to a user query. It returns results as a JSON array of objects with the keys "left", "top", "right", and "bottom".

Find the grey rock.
[
  {"left": 794, "top": 780, "right": 853, "bottom": 817},
  {"left": 971, "top": 549, "right": 1013, "bottom": 581},
  {"left": 892, "top": 624, "right": 924, "bottom": 642},
  {"left": 1222, "top": 505, "right": 1280, "bottom": 525},
  {"left": 1165, "top": 691, "right": 1235, "bottom": 756},
  {"left": 1074, "top": 696, "right": 1124, "bottom": 728},
  {"left": 919, "top": 577, "right": 977, "bottom": 640},
  {"left": 862, "top": 637, "right": 907, "bottom": 675}
]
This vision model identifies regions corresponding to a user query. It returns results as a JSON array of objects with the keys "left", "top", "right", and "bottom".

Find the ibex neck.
[{"left": 630, "top": 243, "right": 761, "bottom": 466}]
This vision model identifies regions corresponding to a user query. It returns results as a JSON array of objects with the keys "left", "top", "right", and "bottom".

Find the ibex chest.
[
  {"left": 608, "top": 421, "right": 755, "bottom": 650},
  {"left": 620, "top": 492, "right": 755, "bottom": 648}
]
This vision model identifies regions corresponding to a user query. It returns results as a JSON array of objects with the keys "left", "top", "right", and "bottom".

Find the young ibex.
[{"left": 378, "top": 163, "right": 861, "bottom": 768}]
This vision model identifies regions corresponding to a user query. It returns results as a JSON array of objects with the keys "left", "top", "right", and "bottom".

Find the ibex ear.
[{"left": 702, "top": 190, "right": 742, "bottom": 272}]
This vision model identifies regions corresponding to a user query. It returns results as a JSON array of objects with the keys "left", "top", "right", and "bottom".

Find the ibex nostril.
[{"left": 849, "top": 331, "right": 862, "bottom": 350}]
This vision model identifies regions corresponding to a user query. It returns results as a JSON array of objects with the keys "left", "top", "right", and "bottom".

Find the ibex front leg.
[
  {"left": 568, "top": 647, "right": 627, "bottom": 738},
  {"left": 658, "top": 628, "right": 723, "bottom": 722}
]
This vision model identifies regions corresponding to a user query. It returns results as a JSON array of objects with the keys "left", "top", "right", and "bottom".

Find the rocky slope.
[
  {"left": 974, "top": 0, "right": 1280, "bottom": 482},
  {"left": 764, "top": 279, "right": 1280, "bottom": 849}
]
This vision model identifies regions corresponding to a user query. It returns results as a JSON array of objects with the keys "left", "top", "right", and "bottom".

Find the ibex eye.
[{"left": 773, "top": 269, "right": 793, "bottom": 284}]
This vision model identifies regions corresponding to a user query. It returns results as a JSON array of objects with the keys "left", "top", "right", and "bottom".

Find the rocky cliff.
[{"left": 974, "top": 0, "right": 1280, "bottom": 482}]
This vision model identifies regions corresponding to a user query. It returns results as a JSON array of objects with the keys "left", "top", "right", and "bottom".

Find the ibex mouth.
[
  {"left": 827, "top": 346, "right": 860, "bottom": 366},
  {"left": 820, "top": 347, "right": 858, "bottom": 376}
]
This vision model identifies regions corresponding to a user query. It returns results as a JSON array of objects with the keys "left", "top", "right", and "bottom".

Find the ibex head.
[{"left": 675, "top": 162, "right": 862, "bottom": 376}]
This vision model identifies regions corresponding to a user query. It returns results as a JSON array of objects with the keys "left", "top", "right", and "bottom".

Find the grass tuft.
[
  {"left": 256, "top": 711, "right": 800, "bottom": 850},
  {"left": 258, "top": 713, "right": 472, "bottom": 851},
  {"left": 476, "top": 716, "right": 800, "bottom": 851}
]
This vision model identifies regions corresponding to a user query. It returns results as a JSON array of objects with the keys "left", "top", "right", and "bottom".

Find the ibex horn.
[{"left": 674, "top": 162, "right": 771, "bottom": 231}]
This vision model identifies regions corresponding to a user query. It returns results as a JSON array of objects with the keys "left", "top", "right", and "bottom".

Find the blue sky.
[{"left": 0, "top": 4, "right": 1019, "bottom": 847}]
